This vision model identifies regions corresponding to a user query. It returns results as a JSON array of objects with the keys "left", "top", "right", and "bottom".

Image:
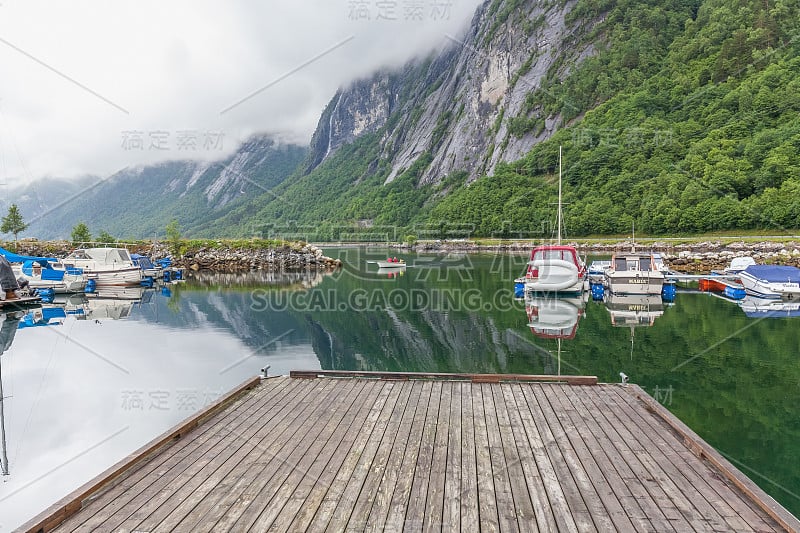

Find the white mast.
[{"left": 557, "top": 146, "right": 563, "bottom": 246}]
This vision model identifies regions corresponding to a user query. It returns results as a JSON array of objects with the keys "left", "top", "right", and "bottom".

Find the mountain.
[
  {"left": 5, "top": 0, "right": 800, "bottom": 240},
  {"left": 216, "top": 0, "right": 800, "bottom": 239},
  {"left": 5, "top": 136, "right": 306, "bottom": 240}
]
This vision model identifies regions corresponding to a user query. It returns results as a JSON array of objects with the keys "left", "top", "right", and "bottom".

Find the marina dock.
[{"left": 22, "top": 371, "right": 800, "bottom": 532}]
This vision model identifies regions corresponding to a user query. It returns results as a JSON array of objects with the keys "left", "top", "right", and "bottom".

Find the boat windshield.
[
  {"left": 639, "top": 258, "right": 652, "bottom": 271},
  {"left": 532, "top": 248, "right": 577, "bottom": 264}
]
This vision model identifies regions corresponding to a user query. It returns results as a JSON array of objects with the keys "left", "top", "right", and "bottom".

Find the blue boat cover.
[
  {"left": 0, "top": 246, "right": 57, "bottom": 265},
  {"left": 744, "top": 265, "right": 800, "bottom": 283}
]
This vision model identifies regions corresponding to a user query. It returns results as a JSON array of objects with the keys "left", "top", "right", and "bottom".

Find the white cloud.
[{"left": 0, "top": 0, "right": 482, "bottom": 186}]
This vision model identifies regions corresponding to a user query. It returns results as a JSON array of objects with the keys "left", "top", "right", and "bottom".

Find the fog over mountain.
[{"left": 0, "top": 0, "right": 481, "bottom": 186}]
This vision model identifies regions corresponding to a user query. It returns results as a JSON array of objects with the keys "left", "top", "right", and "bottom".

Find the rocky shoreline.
[
  {"left": 405, "top": 239, "right": 800, "bottom": 273},
  {"left": 7, "top": 240, "right": 342, "bottom": 272},
  {"left": 7, "top": 239, "right": 800, "bottom": 275}
]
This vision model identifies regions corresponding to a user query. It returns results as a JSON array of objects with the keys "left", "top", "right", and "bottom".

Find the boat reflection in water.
[
  {"left": 83, "top": 286, "right": 150, "bottom": 321},
  {"left": 739, "top": 295, "right": 800, "bottom": 318},
  {"left": 524, "top": 293, "right": 589, "bottom": 376},
  {"left": 604, "top": 293, "right": 667, "bottom": 359}
]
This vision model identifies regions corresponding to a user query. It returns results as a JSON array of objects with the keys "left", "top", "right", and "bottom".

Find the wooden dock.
[{"left": 22, "top": 371, "right": 800, "bottom": 532}]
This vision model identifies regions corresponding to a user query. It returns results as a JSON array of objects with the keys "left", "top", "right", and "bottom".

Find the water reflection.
[{"left": 525, "top": 293, "right": 587, "bottom": 340}]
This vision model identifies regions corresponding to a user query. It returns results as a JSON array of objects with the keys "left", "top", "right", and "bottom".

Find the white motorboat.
[
  {"left": 56, "top": 248, "right": 142, "bottom": 287},
  {"left": 13, "top": 262, "right": 87, "bottom": 293},
  {"left": 604, "top": 252, "right": 665, "bottom": 295},
  {"left": 739, "top": 265, "right": 800, "bottom": 300}
]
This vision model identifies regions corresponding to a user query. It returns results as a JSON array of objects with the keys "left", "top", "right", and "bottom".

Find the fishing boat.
[
  {"left": 56, "top": 247, "right": 142, "bottom": 287},
  {"left": 739, "top": 265, "right": 800, "bottom": 300},
  {"left": 523, "top": 147, "right": 586, "bottom": 295}
]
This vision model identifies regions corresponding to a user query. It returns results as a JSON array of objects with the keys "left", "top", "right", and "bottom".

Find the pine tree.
[{"left": 1, "top": 204, "right": 28, "bottom": 251}]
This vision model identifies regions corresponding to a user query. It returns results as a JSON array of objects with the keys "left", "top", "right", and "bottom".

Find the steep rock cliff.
[{"left": 306, "top": 0, "right": 599, "bottom": 185}]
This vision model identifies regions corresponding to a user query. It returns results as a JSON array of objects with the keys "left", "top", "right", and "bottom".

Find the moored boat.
[
  {"left": 1, "top": 246, "right": 87, "bottom": 293},
  {"left": 739, "top": 265, "right": 800, "bottom": 300},
  {"left": 56, "top": 248, "right": 142, "bottom": 287},
  {"left": 523, "top": 245, "right": 586, "bottom": 295},
  {"left": 604, "top": 252, "right": 665, "bottom": 295}
]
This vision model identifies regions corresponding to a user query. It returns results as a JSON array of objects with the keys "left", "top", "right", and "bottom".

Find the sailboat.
[{"left": 522, "top": 147, "right": 586, "bottom": 295}]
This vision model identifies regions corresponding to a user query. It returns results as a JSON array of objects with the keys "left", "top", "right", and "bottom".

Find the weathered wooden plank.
[
  {"left": 289, "top": 379, "right": 397, "bottom": 531},
  {"left": 422, "top": 380, "right": 452, "bottom": 532},
  {"left": 398, "top": 381, "right": 443, "bottom": 532},
  {"left": 120, "top": 378, "right": 341, "bottom": 532},
  {"left": 459, "top": 381, "right": 480, "bottom": 533},
  {"left": 442, "top": 380, "right": 462, "bottom": 533},
  {"left": 472, "top": 382, "right": 500, "bottom": 532},
  {"left": 189, "top": 377, "right": 355, "bottom": 532},
  {"left": 383, "top": 380, "right": 434, "bottom": 532},
  {"left": 594, "top": 386, "right": 729, "bottom": 532},
  {"left": 308, "top": 380, "right": 406, "bottom": 531},
  {"left": 362, "top": 380, "right": 426, "bottom": 532},
  {"left": 611, "top": 386, "right": 782, "bottom": 532},
  {"left": 520, "top": 384, "right": 597, "bottom": 532},
  {"left": 482, "top": 383, "right": 522, "bottom": 532},
  {"left": 289, "top": 369, "right": 597, "bottom": 385},
  {"left": 228, "top": 378, "right": 368, "bottom": 531},
  {"left": 546, "top": 384, "right": 639, "bottom": 532},
  {"left": 500, "top": 384, "right": 559, "bottom": 533},
  {"left": 266, "top": 379, "right": 383, "bottom": 532},
  {"left": 509, "top": 384, "right": 578, "bottom": 533},
  {"left": 563, "top": 385, "right": 677, "bottom": 533},
  {"left": 343, "top": 380, "right": 419, "bottom": 532}
]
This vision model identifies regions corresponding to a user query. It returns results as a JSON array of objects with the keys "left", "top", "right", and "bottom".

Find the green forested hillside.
[{"left": 224, "top": 0, "right": 800, "bottom": 239}]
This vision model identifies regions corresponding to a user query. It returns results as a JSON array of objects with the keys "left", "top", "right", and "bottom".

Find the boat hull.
[
  {"left": 83, "top": 267, "right": 143, "bottom": 287},
  {"left": 374, "top": 261, "right": 406, "bottom": 269},
  {"left": 740, "top": 272, "right": 800, "bottom": 300},
  {"left": 605, "top": 273, "right": 665, "bottom": 295}
]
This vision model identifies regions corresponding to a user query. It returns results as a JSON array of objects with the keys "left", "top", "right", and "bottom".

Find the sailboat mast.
[{"left": 557, "top": 146, "right": 563, "bottom": 246}]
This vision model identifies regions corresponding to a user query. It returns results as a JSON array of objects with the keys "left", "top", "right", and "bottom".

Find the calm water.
[{"left": 0, "top": 248, "right": 798, "bottom": 529}]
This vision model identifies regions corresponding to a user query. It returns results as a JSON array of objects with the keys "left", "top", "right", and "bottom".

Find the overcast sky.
[{"left": 0, "top": 0, "right": 482, "bottom": 187}]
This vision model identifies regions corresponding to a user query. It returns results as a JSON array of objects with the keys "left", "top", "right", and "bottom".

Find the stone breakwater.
[
  {"left": 174, "top": 245, "right": 341, "bottom": 272},
  {"left": 9, "top": 241, "right": 342, "bottom": 272}
]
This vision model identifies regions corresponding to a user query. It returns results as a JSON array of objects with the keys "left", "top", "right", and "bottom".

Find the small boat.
[
  {"left": 524, "top": 246, "right": 586, "bottom": 294},
  {"left": 604, "top": 252, "right": 665, "bottom": 295},
  {"left": 1, "top": 246, "right": 87, "bottom": 293},
  {"left": 131, "top": 253, "right": 161, "bottom": 278},
  {"left": 13, "top": 261, "right": 87, "bottom": 293},
  {"left": 56, "top": 247, "right": 143, "bottom": 287},
  {"left": 739, "top": 265, "right": 800, "bottom": 300},
  {"left": 370, "top": 259, "right": 406, "bottom": 269}
]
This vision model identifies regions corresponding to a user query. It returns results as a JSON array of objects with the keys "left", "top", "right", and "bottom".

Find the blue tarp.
[
  {"left": 744, "top": 265, "right": 800, "bottom": 283},
  {"left": 0, "top": 246, "right": 57, "bottom": 265}
]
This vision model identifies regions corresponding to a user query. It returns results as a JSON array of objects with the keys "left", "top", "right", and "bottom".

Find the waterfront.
[{"left": 0, "top": 248, "right": 798, "bottom": 529}]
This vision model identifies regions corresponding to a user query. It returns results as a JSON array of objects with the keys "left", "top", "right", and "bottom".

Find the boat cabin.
[
  {"left": 527, "top": 246, "right": 585, "bottom": 275},
  {"left": 612, "top": 254, "right": 656, "bottom": 273}
]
